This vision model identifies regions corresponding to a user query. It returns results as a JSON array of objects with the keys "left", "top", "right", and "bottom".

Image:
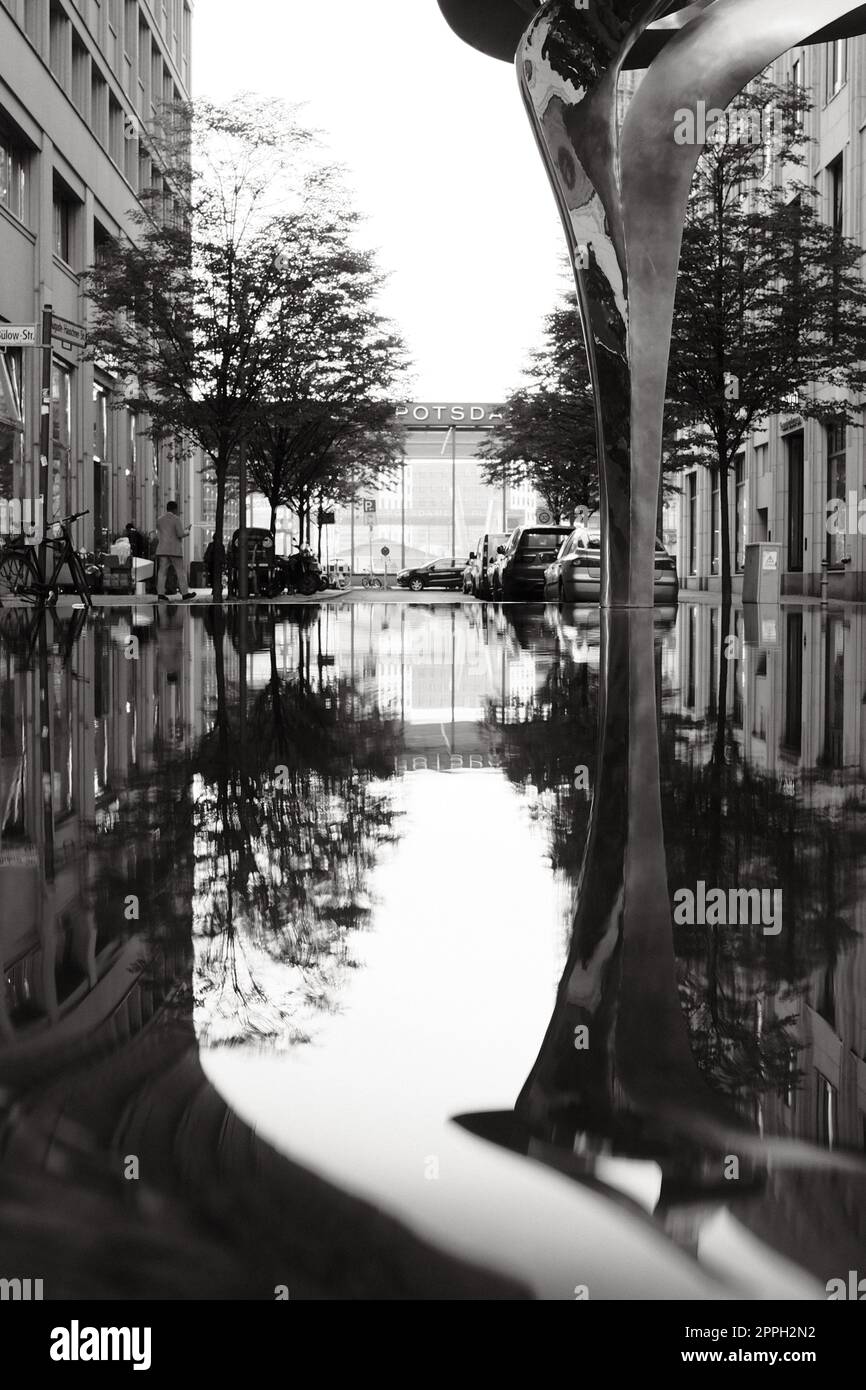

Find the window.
[
  {"left": 182, "top": 1, "right": 191, "bottom": 83},
  {"left": 827, "top": 39, "right": 847, "bottom": 98},
  {"left": 71, "top": 34, "right": 88, "bottom": 111},
  {"left": 51, "top": 361, "right": 73, "bottom": 524},
  {"left": 93, "top": 381, "right": 111, "bottom": 551},
  {"left": 0, "top": 125, "right": 28, "bottom": 223},
  {"left": 755, "top": 443, "right": 768, "bottom": 475},
  {"left": 49, "top": 1, "right": 69, "bottom": 85},
  {"left": 816, "top": 1074, "right": 837, "bottom": 1150},
  {"left": 791, "top": 56, "right": 804, "bottom": 130},
  {"left": 710, "top": 468, "right": 720, "bottom": 575},
  {"left": 108, "top": 96, "right": 124, "bottom": 166},
  {"left": 735, "top": 454, "right": 747, "bottom": 572},
  {"left": 823, "top": 616, "right": 845, "bottom": 769},
  {"left": 0, "top": 349, "right": 25, "bottom": 532},
  {"left": 826, "top": 422, "right": 846, "bottom": 566},
  {"left": 91, "top": 70, "right": 107, "bottom": 143},
  {"left": 685, "top": 604, "right": 696, "bottom": 709},
  {"left": 94, "top": 218, "right": 113, "bottom": 266},
  {"left": 786, "top": 433, "right": 804, "bottom": 571},
  {"left": 127, "top": 408, "right": 138, "bottom": 524},
  {"left": 687, "top": 472, "right": 697, "bottom": 575},
  {"left": 830, "top": 156, "right": 844, "bottom": 236},
  {"left": 53, "top": 184, "right": 75, "bottom": 262},
  {"left": 24, "top": 0, "right": 38, "bottom": 41}
]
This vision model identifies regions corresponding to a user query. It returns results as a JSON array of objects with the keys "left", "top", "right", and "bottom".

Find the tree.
[
  {"left": 666, "top": 75, "right": 866, "bottom": 605},
  {"left": 86, "top": 98, "right": 401, "bottom": 598},
  {"left": 477, "top": 296, "right": 598, "bottom": 522},
  {"left": 245, "top": 196, "right": 409, "bottom": 543}
]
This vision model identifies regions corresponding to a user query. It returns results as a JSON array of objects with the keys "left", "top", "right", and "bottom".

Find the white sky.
[{"left": 193, "top": 0, "right": 566, "bottom": 402}]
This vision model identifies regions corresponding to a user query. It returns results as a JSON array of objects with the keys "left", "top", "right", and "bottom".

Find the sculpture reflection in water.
[
  {"left": 438, "top": 1, "right": 866, "bottom": 605},
  {"left": 457, "top": 606, "right": 866, "bottom": 1291}
]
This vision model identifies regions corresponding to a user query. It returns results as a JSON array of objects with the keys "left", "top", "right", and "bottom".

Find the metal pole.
[
  {"left": 401, "top": 460, "right": 406, "bottom": 570},
  {"left": 451, "top": 425, "right": 457, "bottom": 559},
  {"left": 502, "top": 458, "right": 507, "bottom": 531},
  {"left": 350, "top": 468, "right": 356, "bottom": 580},
  {"left": 238, "top": 439, "right": 248, "bottom": 601},
  {"left": 39, "top": 303, "right": 53, "bottom": 571}
]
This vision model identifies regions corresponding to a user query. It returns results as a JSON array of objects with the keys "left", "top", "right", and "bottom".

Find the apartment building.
[
  {"left": 0, "top": 0, "right": 193, "bottom": 555},
  {"left": 674, "top": 37, "right": 866, "bottom": 601}
]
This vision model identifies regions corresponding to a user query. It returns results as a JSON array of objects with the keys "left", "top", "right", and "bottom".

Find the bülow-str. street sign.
[{"left": 0, "top": 324, "right": 37, "bottom": 347}]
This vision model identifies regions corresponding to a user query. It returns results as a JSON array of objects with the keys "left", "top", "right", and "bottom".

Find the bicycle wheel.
[{"left": 0, "top": 546, "right": 42, "bottom": 603}]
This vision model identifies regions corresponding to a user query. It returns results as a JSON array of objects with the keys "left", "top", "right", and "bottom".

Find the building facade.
[
  {"left": 0, "top": 0, "right": 194, "bottom": 557},
  {"left": 249, "top": 403, "right": 542, "bottom": 574},
  {"left": 674, "top": 36, "right": 866, "bottom": 601}
]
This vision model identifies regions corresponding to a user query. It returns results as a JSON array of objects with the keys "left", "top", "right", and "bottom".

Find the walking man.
[{"left": 155, "top": 500, "right": 194, "bottom": 601}]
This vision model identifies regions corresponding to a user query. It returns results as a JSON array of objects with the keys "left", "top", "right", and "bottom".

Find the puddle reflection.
[{"left": 0, "top": 598, "right": 864, "bottom": 1297}]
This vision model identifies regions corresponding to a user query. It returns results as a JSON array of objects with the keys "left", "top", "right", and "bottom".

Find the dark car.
[
  {"left": 543, "top": 522, "right": 679, "bottom": 604},
  {"left": 489, "top": 525, "right": 573, "bottom": 600},
  {"left": 464, "top": 532, "right": 511, "bottom": 599},
  {"left": 396, "top": 556, "right": 468, "bottom": 592}
]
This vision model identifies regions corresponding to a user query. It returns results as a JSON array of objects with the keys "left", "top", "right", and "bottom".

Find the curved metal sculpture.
[{"left": 438, "top": 0, "right": 866, "bottom": 606}]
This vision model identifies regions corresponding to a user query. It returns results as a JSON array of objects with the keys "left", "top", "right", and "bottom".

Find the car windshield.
[{"left": 519, "top": 531, "right": 570, "bottom": 552}]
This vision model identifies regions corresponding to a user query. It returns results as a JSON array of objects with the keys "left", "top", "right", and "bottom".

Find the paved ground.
[{"left": 1, "top": 587, "right": 480, "bottom": 609}]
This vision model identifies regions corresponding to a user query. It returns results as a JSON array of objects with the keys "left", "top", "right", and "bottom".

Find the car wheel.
[{"left": 409, "top": 578, "right": 424, "bottom": 592}]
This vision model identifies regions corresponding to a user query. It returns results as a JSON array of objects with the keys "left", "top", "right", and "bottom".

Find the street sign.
[
  {"left": 380, "top": 545, "right": 390, "bottom": 556},
  {"left": 363, "top": 499, "right": 376, "bottom": 514},
  {"left": 0, "top": 324, "right": 37, "bottom": 348},
  {"left": 536, "top": 509, "right": 553, "bottom": 524},
  {"left": 51, "top": 314, "right": 86, "bottom": 349},
  {"left": 318, "top": 509, "right": 335, "bottom": 526}
]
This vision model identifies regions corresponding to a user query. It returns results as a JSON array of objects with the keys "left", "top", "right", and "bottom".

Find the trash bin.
[{"left": 742, "top": 543, "right": 781, "bottom": 604}]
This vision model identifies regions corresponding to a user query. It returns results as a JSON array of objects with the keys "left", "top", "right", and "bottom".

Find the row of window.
[
  {"left": 0, "top": 0, "right": 188, "bottom": 190},
  {"left": 685, "top": 419, "right": 855, "bottom": 580},
  {"left": 0, "top": 342, "right": 150, "bottom": 545}
]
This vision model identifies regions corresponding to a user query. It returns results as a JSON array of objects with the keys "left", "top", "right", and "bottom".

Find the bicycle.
[
  {"left": 361, "top": 573, "right": 383, "bottom": 590},
  {"left": 0, "top": 510, "right": 93, "bottom": 609}
]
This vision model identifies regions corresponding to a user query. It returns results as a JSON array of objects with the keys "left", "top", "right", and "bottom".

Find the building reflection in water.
[{"left": 0, "top": 597, "right": 864, "bottom": 1295}]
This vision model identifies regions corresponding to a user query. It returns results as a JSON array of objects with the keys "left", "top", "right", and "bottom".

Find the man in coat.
[{"left": 155, "top": 501, "right": 194, "bottom": 601}]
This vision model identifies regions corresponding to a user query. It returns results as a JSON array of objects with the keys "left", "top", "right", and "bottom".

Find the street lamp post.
[{"left": 237, "top": 439, "right": 248, "bottom": 601}]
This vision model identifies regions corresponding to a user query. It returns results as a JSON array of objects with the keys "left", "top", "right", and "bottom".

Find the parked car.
[
  {"left": 395, "top": 556, "right": 468, "bottom": 592},
  {"left": 464, "top": 532, "right": 511, "bottom": 598},
  {"left": 543, "top": 523, "right": 679, "bottom": 603},
  {"left": 489, "top": 525, "right": 573, "bottom": 600}
]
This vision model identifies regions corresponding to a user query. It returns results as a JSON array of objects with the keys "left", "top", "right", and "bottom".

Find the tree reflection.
[{"left": 190, "top": 606, "right": 400, "bottom": 1046}]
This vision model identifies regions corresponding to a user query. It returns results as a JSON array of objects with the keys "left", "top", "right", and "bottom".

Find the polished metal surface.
[
  {"left": 438, "top": 1, "right": 866, "bottom": 66},
  {"left": 439, "top": 0, "right": 866, "bottom": 606}
]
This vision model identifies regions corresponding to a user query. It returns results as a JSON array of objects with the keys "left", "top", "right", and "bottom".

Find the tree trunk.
[
  {"left": 212, "top": 458, "right": 226, "bottom": 602},
  {"left": 718, "top": 458, "right": 733, "bottom": 609},
  {"left": 269, "top": 498, "right": 277, "bottom": 539}
]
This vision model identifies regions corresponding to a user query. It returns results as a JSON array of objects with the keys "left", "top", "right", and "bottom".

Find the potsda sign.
[{"left": 395, "top": 403, "right": 504, "bottom": 428}]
